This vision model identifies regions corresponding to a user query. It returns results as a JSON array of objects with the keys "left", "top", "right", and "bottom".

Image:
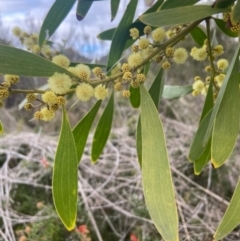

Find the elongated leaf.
[
  {"left": 39, "top": 0, "right": 75, "bottom": 46},
  {"left": 189, "top": 110, "right": 213, "bottom": 162},
  {"left": 76, "top": 0, "right": 93, "bottom": 21},
  {"left": 107, "top": 0, "right": 138, "bottom": 71},
  {"left": 162, "top": 85, "right": 192, "bottom": 99},
  {"left": 111, "top": 0, "right": 120, "bottom": 21},
  {"left": 0, "top": 44, "right": 73, "bottom": 77},
  {"left": 0, "top": 121, "right": 3, "bottom": 134},
  {"left": 213, "top": 0, "right": 235, "bottom": 8},
  {"left": 193, "top": 138, "right": 211, "bottom": 175},
  {"left": 214, "top": 179, "right": 240, "bottom": 240},
  {"left": 53, "top": 108, "right": 78, "bottom": 230},
  {"left": 204, "top": 44, "right": 240, "bottom": 147},
  {"left": 98, "top": 0, "right": 164, "bottom": 41},
  {"left": 190, "top": 26, "right": 207, "bottom": 46},
  {"left": 73, "top": 101, "right": 102, "bottom": 161},
  {"left": 232, "top": 0, "right": 240, "bottom": 24},
  {"left": 214, "top": 18, "right": 239, "bottom": 38},
  {"left": 211, "top": 49, "right": 240, "bottom": 168},
  {"left": 140, "top": 85, "right": 178, "bottom": 241},
  {"left": 140, "top": 5, "right": 228, "bottom": 27},
  {"left": 137, "top": 68, "right": 164, "bottom": 166},
  {"left": 130, "top": 86, "right": 140, "bottom": 108},
  {"left": 160, "top": 0, "right": 200, "bottom": 10},
  {"left": 91, "top": 93, "right": 114, "bottom": 162}
]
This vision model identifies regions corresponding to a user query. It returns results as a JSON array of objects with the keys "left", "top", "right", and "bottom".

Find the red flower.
[
  {"left": 130, "top": 233, "right": 139, "bottom": 241},
  {"left": 77, "top": 225, "right": 89, "bottom": 234}
]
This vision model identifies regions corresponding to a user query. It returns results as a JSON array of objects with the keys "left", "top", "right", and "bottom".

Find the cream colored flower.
[
  {"left": 40, "top": 107, "right": 55, "bottom": 121},
  {"left": 4, "top": 75, "right": 19, "bottom": 85},
  {"left": 76, "top": 83, "right": 94, "bottom": 101},
  {"left": 52, "top": 54, "right": 70, "bottom": 69},
  {"left": 74, "top": 64, "right": 91, "bottom": 80},
  {"left": 129, "top": 28, "right": 139, "bottom": 40},
  {"left": 173, "top": 48, "right": 188, "bottom": 64},
  {"left": 128, "top": 53, "right": 143, "bottom": 69},
  {"left": 138, "top": 38, "right": 149, "bottom": 50},
  {"left": 217, "top": 59, "right": 229, "bottom": 71},
  {"left": 192, "top": 80, "right": 204, "bottom": 92},
  {"left": 48, "top": 73, "right": 72, "bottom": 94},
  {"left": 41, "top": 91, "right": 58, "bottom": 105},
  {"left": 12, "top": 27, "right": 22, "bottom": 37},
  {"left": 94, "top": 84, "right": 108, "bottom": 100},
  {"left": 152, "top": 27, "right": 165, "bottom": 42}
]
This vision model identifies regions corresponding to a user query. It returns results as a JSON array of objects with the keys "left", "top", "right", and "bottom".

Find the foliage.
[{"left": 1, "top": 0, "right": 240, "bottom": 240}]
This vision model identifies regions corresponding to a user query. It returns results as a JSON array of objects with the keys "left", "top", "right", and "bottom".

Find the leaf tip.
[{"left": 76, "top": 14, "right": 84, "bottom": 21}]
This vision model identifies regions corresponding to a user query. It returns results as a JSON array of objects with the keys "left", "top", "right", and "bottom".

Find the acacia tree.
[{"left": 0, "top": 0, "right": 240, "bottom": 240}]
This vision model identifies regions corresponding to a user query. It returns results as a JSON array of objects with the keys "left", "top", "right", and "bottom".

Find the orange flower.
[
  {"left": 130, "top": 233, "right": 139, "bottom": 241},
  {"left": 77, "top": 225, "right": 90, "bottom": 234}
]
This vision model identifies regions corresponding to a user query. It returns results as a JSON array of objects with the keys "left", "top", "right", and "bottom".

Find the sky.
[{"left": 0, "top": 0, "right": 148, "bottom": 59}]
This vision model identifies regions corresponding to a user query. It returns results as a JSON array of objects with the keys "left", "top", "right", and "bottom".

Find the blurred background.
[{"left": 0, "top": 1, "right": 240, "bottom": 241}]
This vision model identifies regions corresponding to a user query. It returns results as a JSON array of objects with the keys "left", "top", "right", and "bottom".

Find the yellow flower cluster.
[
  {"left": 190, "top": 46, "right": 208, "bottom": 61},
  {"left": 48, "top": 73, "right": 72, "bottom": 94}
]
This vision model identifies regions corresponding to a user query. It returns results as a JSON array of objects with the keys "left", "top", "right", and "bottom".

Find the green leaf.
[
  {"left": 39, "top": 0, "right": 76, "bottom": 46},
  {"left": 91, "top": 93, "right": 114, "bottom": 163},
  {"left": 140, "top": 85, "right": 178, "bottom": 241},
  {"left": 190, "top": 26, "right": 207, "bottom": 46},
  {"left": 203, "top": 44, "right": 240, "bottom": 152},
  {"left": 53, "top": 108, "right": 78, "bottom": 230},
  {"left": 130, "top": 86, "right": 141, "bottom": 108},
  {"left": 193, "top": 139, "right": 211, "bottom": 175},
  {"left": 143, "top": 62, "right": 150, "bottom": 76},
  {"left": 140, "top": 5, "right": 228, "bottom": 27},
  {"left": 160, "top": 0, "right": 201, "bottom": 10},
  {"left": 232, "top": 0, "right": 240, "bottom": 24},
  {"left": 214, "top": 18, "right": 239, "bottom": 38},
  {"left": 106, "top": 0, "right": 138, "bottom": 71},
  {"left": 148, "top": 68, "right": 165, "bottom": 107},
  {"left": 70, "top": 62, "right": 106, "bottom": 68},
  {"left": 111, "top": 0, "right": 120, "bottom": 21},
  {"left": 0, "top": 121, "right": 3, "bottom": 134},
  {"left": 214, "top": 179, "right": 240, "bottom": 240},
  {"left": 73, "top": 101, "right": 102, "bottom": 161},
  {"left": 0, "top": 44, "right": 73, "bottom": 77},
  {"left": 97, "top": 0, "right": 164, "bottom": 41},
  {"left": 162, "top": 85, "right": 192, "bottom": 99},
  {"left": 136, "top": 68, "right": 164, "bottom": 166},
  {"left": 76, "top": 0, "right": 93, "bottom": 21},
  {"left": 189, "top": 110, "right": 213, "bottom": 162},
  {"left": 211, "top": 49, "right": 240, "bottom": 168},
  {"left": 213, "top": 0, "right": 236, "bottom": 8}
]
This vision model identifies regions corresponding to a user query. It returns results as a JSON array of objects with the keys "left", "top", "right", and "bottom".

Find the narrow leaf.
[
  {"left": 106, "top": 0, "right": 138, "bottom": 71},
  {"left": 211, "top": 49, "right": 240, "bottom": 167},
  {"left": 70, "top": 62, "right": 106, "bottom": 68},
  {"left": 98, "top": 0, "right": 164, "bottom": 41},
  {"left": 73, "top": 101, "right": 102, "bottom": 161},
  {"left": 160, "top": 0, "right": 200, "bottom": 10},
  {"left": 53, "top": 108, "right": 78, "bottom": 230},
  {"left": 111, "top": 0, "right": 121, "bottom": 21},
  {"left": 214, "top": 179, "right": 240, "bottom": 240},
  {"left": 140, "top": 85, "right": 178, "bottom": 241},
  {"left": 189, "top": 110, "right": 213, "bottom": 162},
  {"left": 190, "top": 26, "right": 207, "bottom": 47},
  {"left": 39, "top": 0, "right": 76, "bottom": 46},
  {"left": 91, "top": 93, "right": 114, "bottom": 163},
  {"left": 0, "top": 121, "right": 3, "bottom": 134},
  {"left": 0, "top": 44, "right": 73, "bottom": 77},
  {"left": 232, "top": 0, "right": 240, "bottom": 24},
  {"left": 130, "top": 86, "right": 141, "bottom": 108},
  {"left": 140, "top": 5, "right": 228, "bottom": 27},
  {"left": 162, "top": 85, "right": 192, "bottom": 99},
  {"left": 204, "top": 44, "right": 240, "bottom": 145},
  {"left": 136, "top": 68, "right": 164, "bottom": 166},
  {"left": 214, "top": 18, "right": 239, "bottom": 38},
  {"left": 76, "top": 0, "right": 93, "bottom": 21}
]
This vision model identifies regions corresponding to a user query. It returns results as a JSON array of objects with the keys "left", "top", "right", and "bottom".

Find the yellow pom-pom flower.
[
  {"left": 144, "top": 26, "right": 152, "bottom": 35},
  {"left": 173, "top": 48, "right": 188, "bottom": 64},
  {"left": 128, "top": 53, "right": 143, "bottom": 69},
  {"left": 192, "top": 80, "right": 204, "bottom": 92},
  {"left": 162, "top": 61, "right": 171, "bottom": 70},
  {"left": 129, "top": 28, "right": 139, "bottom": 40},
  {"left": 76, "top": 83, "right": 94, "bottom": 101},
  {"left": 4, "top": 75, "right": 19, "bottom": 85},
  {"left": 94, "top": 84, "right": 108, "bottom": 100},
  {"left": 26, "top": 93, "right": 37, "bottom": 103},
  {"left": 217, "top": 59, "right": 229, "bottom": 71},
  {"left": 40, "top": 107, "right": 55, "bottom": 121},
  {"left": 114, "top": 82, "right": 122, "bottom": 91},
  {"left": 123, "top": 71, "right": 133, "bottom": 81},
  {"left": 152, "top": 27, "right": 165, "bottom": 43},
  {"left": 92, "top": 67, "right": 103, "bottom": 78},
  {"left": 138, "top": 38, "right": 149, "bottom": 50},
  {"left": 48, "top": 73, "right": 72, "bottom": 94},
  {"left": 215, "top": 74, "right": 226, "bottom": 87},
  {"left": 52, "top": 54, "right": 70, "bottom": 69},
  {"left": 136, "top": 73, "right": 146, "bottom": 83},
  {"left": 34, "top": 111, "right": 44, "bottom": 120},
  {"left": 41, "top": 91, "right": 58, "bottom": 105},
  {"left": 122, "top": 90, "right": 131, "bottom": 98},
  {"left": 190, "top": 46, "right": 208, "bottom": 61},
  {"left": 12, "top": 27, "right": 22, "bottom": 37},
  {"left": 74, "top": 64, "right": 91, "bottom": 81},
  {"left": 213, "top": 45, "right": 224, "bottom": 56}
]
